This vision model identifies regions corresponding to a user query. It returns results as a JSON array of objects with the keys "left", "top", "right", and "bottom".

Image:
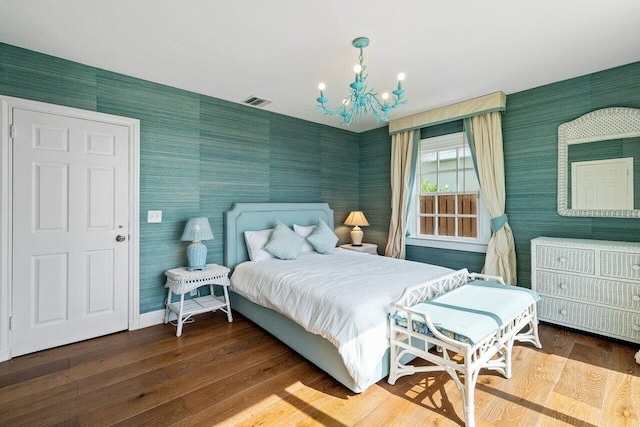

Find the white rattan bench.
[{"left": 388, "top": 268, "right": 542, "bottom": 427}]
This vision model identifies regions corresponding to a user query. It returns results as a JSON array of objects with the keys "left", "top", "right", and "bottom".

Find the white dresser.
[{"left": 531, "top": 237, "right": 640, "bottom": 344}]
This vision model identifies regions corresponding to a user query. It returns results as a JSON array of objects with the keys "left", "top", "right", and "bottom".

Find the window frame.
[{"left": 406, "top": 131, "right": 490, "bottom": 253}]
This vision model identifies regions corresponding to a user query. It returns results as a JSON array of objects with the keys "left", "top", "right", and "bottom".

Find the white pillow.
[
  {"left": 293, "top": 224, "right": 316, "bottom": 253},
  {"left": 244, "top": 228, "right": 274, "bottom": 262}
]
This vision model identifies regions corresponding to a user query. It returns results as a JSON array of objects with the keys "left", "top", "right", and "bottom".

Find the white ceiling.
[{"left": 1, "top": 0, "right": 639, "bottom": 133}]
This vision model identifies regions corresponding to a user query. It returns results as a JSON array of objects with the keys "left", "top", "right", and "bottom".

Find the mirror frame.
[{"left": 558, "top": 107, "right": 640, "bottom": 217}]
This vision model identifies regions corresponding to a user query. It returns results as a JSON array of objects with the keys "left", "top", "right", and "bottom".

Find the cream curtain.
[
  {"left": 385, "top": 130, "right": 416, "bottom": 259},
  {"left": 468, "top": 112, "right": 517, "bottom": 284}
]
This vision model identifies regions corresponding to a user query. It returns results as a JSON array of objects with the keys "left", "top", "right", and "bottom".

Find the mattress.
[{"left": 230, "top": 248, "right": 452, "bottom": 391}]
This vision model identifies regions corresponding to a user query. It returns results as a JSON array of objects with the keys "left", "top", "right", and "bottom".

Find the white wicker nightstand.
[
  {"left": 339, "top": 243, "right": 378, "bottom": 255},
  {"left": 163, "top": 264, "right": 232, "bottom": 337}
]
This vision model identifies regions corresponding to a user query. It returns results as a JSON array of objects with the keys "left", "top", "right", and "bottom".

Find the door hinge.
[{"left": 10, "top": 125, "right": 16, "bottom": 139}]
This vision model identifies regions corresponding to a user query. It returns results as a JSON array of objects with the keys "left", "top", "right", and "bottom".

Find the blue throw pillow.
[
  {"left": 263, "top": 221, "right": 304, "bottom": 260},
  {"left": 306, "top": 218, "right": 338, "bottom": 254}
]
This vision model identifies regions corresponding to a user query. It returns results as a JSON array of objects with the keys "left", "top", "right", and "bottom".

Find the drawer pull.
[
  {"left": 559, "top": 283, "right": 568, "bottom": 290},
  {"left": 633, "top": 325, "right": 640, "bottom": 332},
  {"left": 560, "top": 309, "right": 568, "bottom": 315},
  {"left": 558, "top": 257, "right": 567, "bottom": 263},
  {"left": 633, "top": 295, "right": 640, "bottom": 302},
  {"left": 632, "top": 264, "right": 640, "bottom": 271}
]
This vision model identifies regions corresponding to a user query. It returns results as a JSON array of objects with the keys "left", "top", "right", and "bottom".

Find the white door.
[
  {"left": 572, "top": 158, "right": 634, "bottom": 210},
  {"left": 9, "top": 108, "right": 130, "bottom": 357}
]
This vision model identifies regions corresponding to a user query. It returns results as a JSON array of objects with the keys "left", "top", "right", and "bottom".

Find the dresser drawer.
[
  {"left": 535, "top": 271, "right": 640, "bottom": 310},
  {"left": 535, "top": 245, "right": 595, "bottom": 275},
  {"left": 538, "top": 296, "right": 640, "bottom": 344},
  {"left": 600, "top": 251, "right": 640, "bottom": 280}
]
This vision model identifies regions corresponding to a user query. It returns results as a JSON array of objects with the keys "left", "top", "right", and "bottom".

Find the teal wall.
[
  {"left": 503, "top": 61, "right": 640, "bottom": 288},
  {"left": 359, "top": 127, "right": 391, "bottom": 253},
  {"left": 360, "top": 61, "right": 640, "bottom": 287},
  {"left": 3, "top": 41, "right": 639, "bottom": 311},
  {"left": 0, "top": 43, "right": 359, "bottom": 313}
]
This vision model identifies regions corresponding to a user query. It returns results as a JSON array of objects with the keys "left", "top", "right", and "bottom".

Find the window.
[{"left": 407, "top": 131, "right": 490, "bottom": 253}]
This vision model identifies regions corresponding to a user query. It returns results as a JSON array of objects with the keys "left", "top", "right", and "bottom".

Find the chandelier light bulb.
[
  {"left": 342, "top": 98, "right": 350, "bottom": 106},
  {"left": 397, "top": 73, "right": 406, "bottom": 81},
  {"left": 354, "top": 64, "right": 362, "bottom": 73},
  {"left": 318, "top": 83, "right": 326, "bottom": 91}
]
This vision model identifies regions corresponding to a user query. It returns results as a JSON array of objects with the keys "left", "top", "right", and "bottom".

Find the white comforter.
[{"left": 230, "top": 248, "right": 452, "bottom": 391}]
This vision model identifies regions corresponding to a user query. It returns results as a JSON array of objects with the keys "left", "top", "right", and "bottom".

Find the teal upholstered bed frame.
[{"left": 224, "top": 202, "right": 391, "bottom": 393}]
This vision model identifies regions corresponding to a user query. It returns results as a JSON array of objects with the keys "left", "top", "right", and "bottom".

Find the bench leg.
[
  {"left": 463, "top": 368, "right": 479, "bottom": 427},
  {"left": 388, "top": 319, "right": 400, "bottom": 385}
]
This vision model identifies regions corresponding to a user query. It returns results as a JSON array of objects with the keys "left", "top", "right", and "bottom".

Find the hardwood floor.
[{"left": 0, "top": 312, "right": 638, "bottom": 426}]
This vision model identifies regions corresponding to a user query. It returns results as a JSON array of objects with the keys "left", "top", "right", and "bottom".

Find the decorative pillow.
[
  {"left": 293, "top": 224, "right": 316, "bottom": 253},
  {"left": 306, "top": 218, "right": 338, "bottom": 254},
  {"left": 263, "top": 221, "right": 305, "bottom": 260},
  {"left": 244, "top": 228, "right": 274, "bottom": 262}
]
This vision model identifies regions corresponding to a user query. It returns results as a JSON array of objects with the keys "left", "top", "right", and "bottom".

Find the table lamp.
[
  {"left": 181, "top": 217, "right": 214, "bottom": 271},
  {"left": 344, "top": 211, "right": 369, "bottom": 246}
]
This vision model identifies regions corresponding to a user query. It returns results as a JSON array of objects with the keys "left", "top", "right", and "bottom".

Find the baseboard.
[{"left": 137, "top": 309, "right": 167, "bottom": 329}]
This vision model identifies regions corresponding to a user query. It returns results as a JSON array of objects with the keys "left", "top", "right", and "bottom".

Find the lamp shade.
[
  {"left": 344, "top": 211, "right": 369, "bottom": 227},
  {"left": 180, "top": 217, "right": 214, "bottom": 242}
]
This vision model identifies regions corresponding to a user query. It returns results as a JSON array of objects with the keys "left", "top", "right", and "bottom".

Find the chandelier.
[{"left": 316, "top": 37, "right": 406, "bottom": 126}]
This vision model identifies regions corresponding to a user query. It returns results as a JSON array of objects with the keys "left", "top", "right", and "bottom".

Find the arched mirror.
[{"left": 558, "top": 107, "right": 640, "bottom": 217}]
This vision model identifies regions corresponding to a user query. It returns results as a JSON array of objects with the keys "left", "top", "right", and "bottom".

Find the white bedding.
[{"left": 230, "top": 248, "right": 452, "bottom": 391}]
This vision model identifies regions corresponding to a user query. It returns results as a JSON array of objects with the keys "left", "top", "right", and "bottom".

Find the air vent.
[{"left": 242, "top": 96, "right": 272, "bottom": 108}]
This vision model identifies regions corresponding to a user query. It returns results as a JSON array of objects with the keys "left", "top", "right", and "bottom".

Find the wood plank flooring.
[{"left": 0, "top": 312, "right": 638, "bottom": 426}]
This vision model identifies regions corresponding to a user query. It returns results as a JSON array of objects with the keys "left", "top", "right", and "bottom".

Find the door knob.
[{"left": 116, "top": 235, "right": 126, "bottom": 242}]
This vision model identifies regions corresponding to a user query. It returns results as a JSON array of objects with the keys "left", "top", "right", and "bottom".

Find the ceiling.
[{"left": 1, "top": 0, "right": 639, "bottom": 133}]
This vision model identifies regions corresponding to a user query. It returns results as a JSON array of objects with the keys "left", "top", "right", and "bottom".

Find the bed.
[{"left": 224, "top": 202, "right": 452, "bottom": 392}]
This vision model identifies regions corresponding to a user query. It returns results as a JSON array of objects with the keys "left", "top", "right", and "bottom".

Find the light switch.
[{"left": 147, "top": 210, "right": 162, "bottom": 223}]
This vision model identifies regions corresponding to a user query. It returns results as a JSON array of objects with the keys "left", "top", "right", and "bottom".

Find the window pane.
[
  {"left": 438, "top": 216, "right": 456, "bottom": 236},
  {"left": 457, "top": 193, "right": 478, "bottom": 215},
  {"left": 420, "top": 195, "right": 435, "bottom": 214},
  {"left": 458, "top": 170, "right": 480, "bottom": 192},
  {"left": 420, "top": 216, "right": 435, "bottom": 235},
  {"left": 437, "top": 195, "right": 455, "bottom": 214},
  {"left": 438, "top": 149, "right": 457, "bottom": 170},
  {"left": 421, "top": 173, "right": 438, "bottom": 193},
  {"left": 458, "top": 217, "right": 478, "bottom": 238},
  {"left": 458, "top": 147, "right": 472, "bottom": 169},
  {"left": 421, "top": 152, "right": 437, "bottom": 173},
  {"left": 438, "top": 171, "right": 456, "bottom": 192}
]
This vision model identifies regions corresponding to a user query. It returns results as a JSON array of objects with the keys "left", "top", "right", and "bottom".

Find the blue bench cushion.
[{"left": 393, "top": 280, "right": 540, "bottom": 345}]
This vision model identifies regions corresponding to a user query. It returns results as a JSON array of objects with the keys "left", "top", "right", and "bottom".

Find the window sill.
[{"left": 406, "top": 236, "right": 488, "bottom": 254}]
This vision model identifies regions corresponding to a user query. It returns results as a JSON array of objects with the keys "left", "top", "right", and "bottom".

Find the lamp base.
[
  {"left": 186, "top": 241, "right": 208, "bottom": 271},
  {"left": 350, "top": 226, "right": 364, "bottom": 246}
]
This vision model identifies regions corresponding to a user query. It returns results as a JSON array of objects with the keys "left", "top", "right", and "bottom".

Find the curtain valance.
[{"left": 389, "top": 91, "right": 506, "bottom": 135}]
